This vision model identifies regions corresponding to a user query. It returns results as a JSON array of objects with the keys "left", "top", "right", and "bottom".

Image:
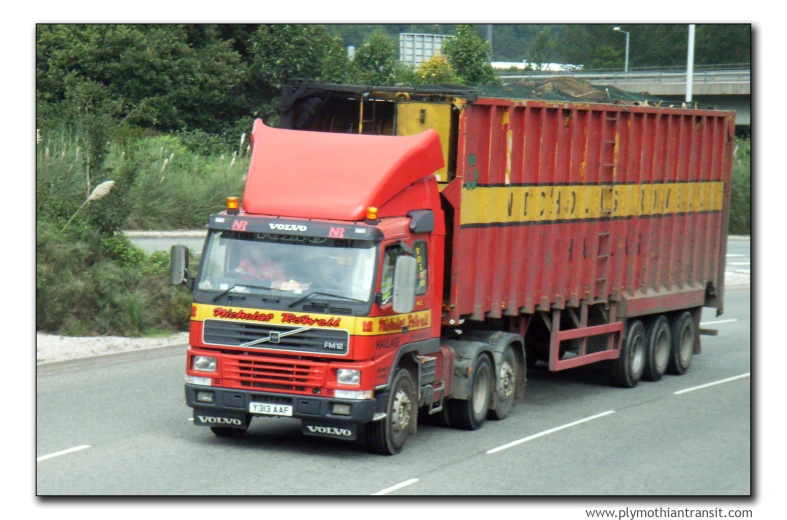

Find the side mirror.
[
  {"left": 392, "top": 256, "right": 417, "bottom": 314},
  {"left": 170, "top": 245, "right": 190, "bottom": 286}
]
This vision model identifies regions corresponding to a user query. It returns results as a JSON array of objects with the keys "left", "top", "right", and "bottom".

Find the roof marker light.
[
  {"left": 366, "top": 207, "right": 378, "bottom": 221},
  {"left": 227, "top": 197, "right": 239, "bottom": 215}
]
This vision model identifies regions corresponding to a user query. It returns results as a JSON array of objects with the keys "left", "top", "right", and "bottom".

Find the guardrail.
[{"left": 499, "top": 70, "right": 750, "bottom": 85}]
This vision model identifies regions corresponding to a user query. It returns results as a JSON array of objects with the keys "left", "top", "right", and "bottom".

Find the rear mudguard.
[{"left": 442, "top": 331, "right": 525, "bottom": 403}]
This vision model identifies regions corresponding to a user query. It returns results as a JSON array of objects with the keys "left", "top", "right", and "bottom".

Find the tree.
[
  {"left": 529, "top": 27, "right": 556, "bottom": 70},
  {"left": 352, "top": 30, "right": 398, "bottom": 85},
  {"left": 556, "top": 24, "right": 750, "bottom": 71},
  {"left": 695, "top": 24, "right": 751, "bottom": 65},
  {"left": 247, "top": 25, "right": 331, "bottom": 124},
  {"left": 248, "top": 25, "right": 330, "bottom": 99},
  {"left": 321, "top": 35, "right": 352, "bottom": 84},
  {"left": 441, "top": 25, "right": 497, "bottom": 85},
  {"left": 416, "top": 54, "right": 457, "bottom": 85},
  {"left": 36, "top": 25, "right": 248, "bottom": 133}
]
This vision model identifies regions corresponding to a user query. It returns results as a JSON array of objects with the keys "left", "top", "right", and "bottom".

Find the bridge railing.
[{"left": 498, "top": 69, "right": 750, "bottom": 86}]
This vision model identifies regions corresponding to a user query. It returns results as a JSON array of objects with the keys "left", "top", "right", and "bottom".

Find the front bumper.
[{"left": 185, "top": 384, "right": 383, "bottom": 425}]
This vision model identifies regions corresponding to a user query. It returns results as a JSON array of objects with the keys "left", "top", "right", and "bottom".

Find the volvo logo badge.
[{"left": 269, "top": 331, "right": 281, "bottom": 343}]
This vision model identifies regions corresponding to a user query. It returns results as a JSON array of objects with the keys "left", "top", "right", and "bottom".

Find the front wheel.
[
  {"left": 448, "top": 354, "right": 493, "bottom": 430},
  {"left": 367, "top": 368, "right": 415, "bottom": 455}
]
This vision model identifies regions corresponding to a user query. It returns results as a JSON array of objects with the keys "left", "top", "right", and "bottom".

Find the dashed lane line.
[
  {"left": 486, "top": 411, "right": 616, "bottom": 455},
  {"left": 37, "top": 445, "right": 91, "bottom": 462},
  {"left": 372, "top": 478, "right": 420, "bottom": 496},
  {"left": 674, "top": 373, "right": 751, "bottom": 395},
  {"left": 700, "top": 319, "right": 739, "bottom": 326}
]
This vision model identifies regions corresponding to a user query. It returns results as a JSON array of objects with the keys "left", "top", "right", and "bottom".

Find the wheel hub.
[
  {"left": 391, "top": 389, "right": 411, "bottom": 434},
  {"left": 499, "top": 362, "right": 515, "bottom": 399}
]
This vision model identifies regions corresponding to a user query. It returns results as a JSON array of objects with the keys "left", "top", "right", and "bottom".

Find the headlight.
[
  {"left": 336, "top": 368, "right": 361, "bottom": 385},
  {"left": 193, "top": 356, "right": 217, "bottom": 372}
]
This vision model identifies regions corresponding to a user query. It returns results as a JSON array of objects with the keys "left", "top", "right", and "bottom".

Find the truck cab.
[{"left": 174, "top": 116, "right": 455, "bottom": 454}]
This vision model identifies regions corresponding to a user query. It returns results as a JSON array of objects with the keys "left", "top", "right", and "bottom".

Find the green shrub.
[
  {"left": 729, "top": 137, "right": 751, "bottom": 235},
  {"left": 36, "top": 219, "right": 191, "bottom": 336},
  {"left": 101, "top": 234, "right": 145, "bottom": 267}
]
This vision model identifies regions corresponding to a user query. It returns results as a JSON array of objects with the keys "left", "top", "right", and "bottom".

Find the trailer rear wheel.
[
  {"left": 667, "top": 311, "right": 696, "bottom": 375},
  {"left": 609, "top": 320, "right": 646, "bottom": 388},
  {"left": 489, "top": 346, "right": 517, "bottom": 421},
  {"left": 448, "top": 354, "right": 493, "bottom": 430},
  {"left": 367, "top": 368, "right": 414, "bottom": 455},
  {"left": 643, "top": 316, "right": 671, "bottom": 382}
]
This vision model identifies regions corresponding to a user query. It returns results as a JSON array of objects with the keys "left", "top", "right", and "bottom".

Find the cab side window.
[{"left": 380, "top": 245, "right": 405, "bottom": 306}]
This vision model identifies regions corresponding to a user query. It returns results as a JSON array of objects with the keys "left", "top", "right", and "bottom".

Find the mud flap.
[
  {"left": 302, "top": 421, "right": 358, "bottom": 441},
  {"left": 193, "top": 409, "right": 249, "bottom": 429}
]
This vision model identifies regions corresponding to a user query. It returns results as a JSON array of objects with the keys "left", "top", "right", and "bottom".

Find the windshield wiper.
[
  {"left": 289, "top": 291, "right": 367, "bottom": 308},
  {"left": 211, "top": 283, "right": 285, "bottom": 302}
]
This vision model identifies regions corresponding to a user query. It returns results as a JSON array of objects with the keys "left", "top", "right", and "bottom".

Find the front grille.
[
  {"left": 222, "top": 353, "right": 328, "bottom": 394},
  {"left": 203, "top": 319, "right": 349, "bottom": 356}
]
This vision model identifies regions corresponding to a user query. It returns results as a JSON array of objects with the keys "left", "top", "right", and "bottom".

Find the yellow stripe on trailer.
[{"left": 459, "top": 181, "right": 724, "bottom": 226}]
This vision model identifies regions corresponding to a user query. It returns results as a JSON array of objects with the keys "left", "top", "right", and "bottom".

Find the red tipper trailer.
[{"left": 173, "top": 81, "right": 735, "bottom": 454}]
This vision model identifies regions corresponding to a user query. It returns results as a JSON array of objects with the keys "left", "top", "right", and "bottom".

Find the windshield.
[{"left": 196, "top": 230, "right": 377, "bottom": 305}]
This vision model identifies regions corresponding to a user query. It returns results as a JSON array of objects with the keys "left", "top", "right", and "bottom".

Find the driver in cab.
[{"left": 235, "top": 248, "right": 286, "bottom": 283}]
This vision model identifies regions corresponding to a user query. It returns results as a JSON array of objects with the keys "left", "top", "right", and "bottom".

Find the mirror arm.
[{"left": 397, "top": 240, "right": 413, "bottom": 255}]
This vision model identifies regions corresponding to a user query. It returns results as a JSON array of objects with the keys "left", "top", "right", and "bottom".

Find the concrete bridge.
[{"left": 498, "top": 67, "right": 750, "bottom": 126}]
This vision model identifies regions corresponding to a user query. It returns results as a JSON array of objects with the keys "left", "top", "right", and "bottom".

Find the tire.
[
  {"left": 489, "top": 346, "right": 517, "bottom": 421},
  {"left": 448, "top": 354, "right": 493, "bottom": 430},
  {"left": 643, "top": 316, "right": 671, "bottom": 382},
  {"left": 609, "top": 320, "right": 646, "bottom": 388},
  {"left": 667, "top": 311, "right": 696, "bottom": 375},
  {"left": 367, "top": 368, "right": 415, "bottom": 455}
]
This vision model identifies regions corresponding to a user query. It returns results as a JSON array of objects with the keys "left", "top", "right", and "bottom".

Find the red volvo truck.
[{"left": 171, "top": 82, "right": 735, "bottom": 454}]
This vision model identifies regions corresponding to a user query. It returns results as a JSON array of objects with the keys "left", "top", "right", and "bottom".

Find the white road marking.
[
  {"left": 486, "top": 411, "right": 615, "bottom": 455},
  {"left": 729, "top": 262, "right": 750, "bottom": 266},
  {"left": 37, "top": 445, "right": 91, "bottom": 462},
  {"left": 700, "top": 319, "right": 739, "bottom": 325},
  {"left": 726, "top": 254, "right": 747, "bottom": 257},
  {"left": 674, "top": 373, "right": 751, "bottom": 395},
  {"left": 372, "top": 478, "right": 419, "bottom": 496}
]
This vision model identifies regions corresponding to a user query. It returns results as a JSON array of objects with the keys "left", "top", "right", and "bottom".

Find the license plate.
[{"left": 249, "top": 402, "right": 293, "bottom": 416}]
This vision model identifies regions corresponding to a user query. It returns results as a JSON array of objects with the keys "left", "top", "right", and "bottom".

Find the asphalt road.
[{"left": 36, "top": 286, "right": 751, "bottom": 496}]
